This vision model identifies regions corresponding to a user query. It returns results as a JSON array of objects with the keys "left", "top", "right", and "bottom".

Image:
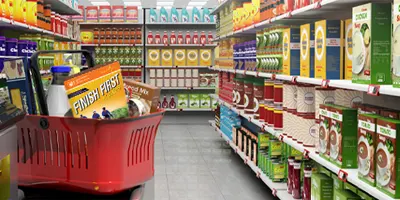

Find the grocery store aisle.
[{"left": 155, "top": 114, "right": 278, "bottom": 200}]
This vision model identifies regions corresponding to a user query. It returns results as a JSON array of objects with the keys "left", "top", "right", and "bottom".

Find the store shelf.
[
  {"left": 146, "top": 44, "right": 217, "bottom": 47},
  {"left": 161, "top": 87, "right": 215, "bottom": 90},
  {"left": 0, "top": 18, "right": 78, "bottom": 42},
  {"left": 210, "top": 0, "right": 232, "bottom": 15},
  {"left": 230, "top": 0, "right": 391, "bottom": 36},
  {"left": 209, "top": 120, "right": 293, "bottom": 200},
  {"left": 146, "top": 66, "right": 211, "bottom": 69},
  {"left": 209, "top": 68, "right": 400, "bottom": 97},
  {"left": 79, "top": 22, "right": 142, "bottom": 25},
  {"left": 146, "top": 22, "right": 216, "bottom": 26},
  {"left": 44, "top": 0, "right": 81, "bottom": 15},
  {"left": 81, "top": 44, "right": 143, "bottom": 47},
  {"left": 0, "top": 56, "right": 23, "bottom": 59},
  {"left": 210, "top": 94, "right": 397, "bottom": 200},
  {"left": 166, "top": 108, "right": 214, "bottom": 111}
]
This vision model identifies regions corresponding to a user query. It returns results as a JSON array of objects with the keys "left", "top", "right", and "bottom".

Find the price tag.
[
  {"left": 164, "top": 43, "right": 169, "bottom": 46},
  {"left": 338, "top": 170, "right": 348, "bottom": 182},
  {"left": 255, "top": 72, "right": 260, "bottom": 77},
  {"left": 178, "top": 108, "right": 183, "bottom": 112},
  {"left": 291, "top": 76, "right": 298, "bottom": 84},
  {"left": 314, "top": 1, "right": 322, "bottom": 9},
  {"left": 261, "top": 124, "right": 266, "bottom": 132},
  {"left": 244, "top": 157, "right": 248, "bottom": 165},
  {"left": 286, "top": 12, "right": 293, "bottom": 19},
  {"left": 140, "top": 65, "right": 144, "bottom": 69},
  {"left": 243, "top": 69, "right": 247, "bottom": 75},
  {"left": 321, "top": 79, "right": 330, "bottom": 88},
  {"left": 279, "top": 134, "right": 284, "bottom": 142},
  {"left": 268, "top": 18, "right": 272, "bottom": 24},
  {"left": 271, "top": 74, "right": 276, "bottom": 80},
  {"left": 233, "top": 69, "right": 237, "bottom": 74},
  {"left": 256, "top": 170, "right": 261, "bottom": 178},
  {"left": 303, "top": 149, "right": 310, "bottom": 159},
  {"left": 132, "top": 44, "right": 136, "bottom": 47},
  {"left": 248, "top": 116, "right": 252, "bottom": 122},
  {"left": 367, "top": 85, "right": 380, "bottom": 96},
  {"left": 226, "top": 140, "right": 230, "bottom": 145},
  {"left": 209, "top": 65, "right": 213, "bottom": 68},
  {"left": 272, "top": 189, "right": 277, "bottom": 197},
  {"left": 235, "top": 147, "right": 238, "bottom": 154}
]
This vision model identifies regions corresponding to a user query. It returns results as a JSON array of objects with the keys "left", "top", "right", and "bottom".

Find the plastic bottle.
[
  {"left": 192, "top": 7, "right": 201, "bottom": 22},
  {"left": 162, "top": 31, "right": 168, "bottom": 45},
  {"left": 46, "top": 66, "right": 71, "bottom": 116},
  {"left": 287, "top": 157, "right": 294, "bottom": 194},
  {"left": 155, "top": 31, "right": 161, "bottom": 44},
  {"left": 147, "top": 31, "right": 154, "bottom": 44},
  {"left": 149, "top": 8, "right": 158, "bottom": 22},
  {"left": 192, "top": 31, "right": 199, "bottom": 44},
  {"left": 200, "top": 31, "right": 206, "bottom": 45},
  {"left": 292, "top": 160, "right": 302, "bottom": 199},
  {"left": 303, "top": 166, "right": 312, "bottom": 200},
  {"left": 162, "top": 96, "right": 168, "bottom": 108},
  {"left": 160, "top": 7, "right": 168, "bottom": 22},
  {"left": 169, "top": 95, "right": 176, "bottom": 109},
  {"left": 181, "top": 8, "right": 189, "bottom": 22},
  {"left": 170, "top": 31, "right": 176, "bottom": 44},
  {"left": 185, "top": 31, "right": 191, "bottom": 44},
  {"left": 177, "top": 31, "right": 184, "bottom": 44},
  {"left": 170, "top": 7, "right": 179, "bottom": 22},
  {"left": 207, "top": 31, "right": 213, "bottom": 44}
]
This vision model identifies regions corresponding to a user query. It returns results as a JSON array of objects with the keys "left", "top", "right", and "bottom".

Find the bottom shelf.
[{"left": 208, "top": 120, "right": 294, "bottom": 200}]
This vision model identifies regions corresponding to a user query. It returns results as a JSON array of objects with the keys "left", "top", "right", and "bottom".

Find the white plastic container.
[{"left": 46, "top": 66, "right": 71, "bottom": 117}]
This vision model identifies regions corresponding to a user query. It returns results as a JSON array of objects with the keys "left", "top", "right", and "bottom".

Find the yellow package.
[
  {"left": 148, "top": 49, "right": 160, "bottom": 66},
  {"left": 282, "top": 28, "right": 300, "bottom": 76},
  {"left": 251, "top": 0, "right": 260, "bottom": 24},
  {"left": 0, "top": 155, "right": 11, "bottom": 200},
  {"left": 14, "top": 0, "right": 26, "bottom": 23},
  {"left": 26, "top": 0, "right": 37, "bottom": 26},
  {"left": 80, "top": 32, "right": 94, "bottom": 44},
  {"left": 200, "top": 49, "right": 212, "bottom": 66},
  {"left": 243, "top": 3, "right": 252, "bottom": 27},
  {"left": 344, "top": 19, "right": 352, "bottom": 80},
  {"left": 174, "top": 49, "right": 186, "bottom": 66},
  {"left": 64, "top": 62, "right": 128, "bottom": 119},
  {"left": 187, "top": 49, "right": 198, "bottom": 66},
  {"left": 161, "top": 49, "right": 173, "bottom": 66}
]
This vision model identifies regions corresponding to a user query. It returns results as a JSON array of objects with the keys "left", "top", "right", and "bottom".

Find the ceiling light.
[
  {"left": 188, "top": 1, "right": 206, "bottom": 5},
  {"left": 157, "top": 2, "right": 174, "bottom": 5},
  {"left": 124, "top": 1, "right": 141, "bottom": 5},
  {"left": 91, "top": 1, "right": 110, "bottom": 5}
]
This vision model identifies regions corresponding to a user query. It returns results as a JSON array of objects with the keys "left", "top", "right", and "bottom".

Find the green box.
[
  {"left": 189, "top": 94, "right": 200, "bottom": 108},
  {"left": 328, "top": 104, "right": 358, "bottom": 168},
  {"left": 268, "top": 139, "right": 282, "bottom": 158},
  {"left": 177, "top": 94, "right": 189, "bottom": 108},
  {"left": 211, "top": 97, "right": 218, "bottom": 109},
  {"left": 311, "top": 173, "right": 333, "bottom": 200},
  {"left": 200, "top": 94, "right": 211, "bottom": 108},
  {"left": 334, "top": 189, "right": 362, "bottom": 200},
  {"left": 352, "top": 3, "right": 392, "bottom": 84}
]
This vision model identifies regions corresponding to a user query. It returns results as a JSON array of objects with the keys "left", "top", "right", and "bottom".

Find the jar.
[
  {"left": 118, "top": 28, "right": 124, "bottom": 36},
  {"left": 105, "top": 36, "right": 111, "bottom": 44},
  {"left": 118, "top": 35, "right": 124, "bottom": 44},
  {"left": 112, "top": 28, "right": 118, "bottom": 35},
  {"left": 244, "top": 77, "right": 254, "bottom": 114},
  {"left": 51, "top": 12, "right": 56, "bottom": 32},
  {"left": 303, "top": 166, "right": 312, "bottom": 200},
  {"left": 93, "top": 28, "right": 99, "bottom": 36},
  {"left": 99, "top": 28, "right": 105, "bottom": 36},
  {"left": 106, "top": 28, "right": 111, "bottom": 35},
  {"left": 55, "top": 14, "right": 61, "bottom": 34},
  {"left": 287, "top": 157, "right": 295, "bottom": 194},
  {"left": 99, "top": 35, "right": 105, "bottom": 43},
  {"left": 136, "top": 28, "right": 141, "bottom": 39},
  {"left": 44, "top": 4, "right": 51, "bottom": 31},
  {"left": 130, "top": 37, "right": 136, "bottom": 44},
  {"left": 112, "top": 35, "right": 118, "bottom": 44},
  {"left": 93, "top": 35, "right": 99, "bottom": 44},
  {"left": 292, "top": 160, "right": 302, "bottom": 199},
  {"left": 124, "top": 28, "right": 130, "bottom": 37}
]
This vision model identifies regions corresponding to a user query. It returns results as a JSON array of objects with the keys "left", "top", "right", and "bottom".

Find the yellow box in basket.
[
  {"left": 64, "top": 62, "right": 128, "bottom": 119},
  {"left": 200, "top": 49, "right": 212, "bottom": 66}
]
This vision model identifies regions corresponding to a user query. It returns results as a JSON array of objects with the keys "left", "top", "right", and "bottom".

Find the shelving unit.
[
  {"left": 209, "top": 94, "right": 396, "bottom": 200},
  {"left": 146, "top": 44, "right": 217, "bottom": 47},
  {"left": 81, "top": 44, "right": 143, "bottom": 47},
  {"left": 146, "top": 22, "right": 216, "bottom": 26},
  {"left": 166, "top": 108, "right": 214, "bottom": 111},
  {"left": 161, "top": 87, "right": 215, "bottom": 90},
  {"left": 146, "top": 66, "right": 210, "bottom": 69},
  {"left": 44, "top": 0, "right": 81, "bottom": 15},
  {"left": 209, "top": 120, "right": 295, "bottom": 200}
]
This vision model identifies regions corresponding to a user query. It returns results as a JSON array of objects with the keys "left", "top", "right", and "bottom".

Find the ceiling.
[{"left": 79, "top": 0, "right": 218, "bottom": 9}]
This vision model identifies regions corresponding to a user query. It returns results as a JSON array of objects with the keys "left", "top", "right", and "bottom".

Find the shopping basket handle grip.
[{"left": 29, "top": 50, "right": 95, "bottom": 116}]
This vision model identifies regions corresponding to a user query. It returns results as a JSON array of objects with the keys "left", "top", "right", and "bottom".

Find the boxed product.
[
  {"left": 189, "top": 94, "right": 200, "bottom": 108},
  {"left": 187, "top": 49, "right": 199, "bottom": 66},
  {"left": 126, "top": 6, "right": 138, "bottom": 22},
  {"left": 311, "top": 173, "right": 333, "bottom": 200},
  {"left": 328, "top": 105, "right": 358, "bottom": 168},
  {"left": 358, "top": 113, "right": 379, "bottom": 186},
  {"left": 148, "top": 49, "right": 160, "bottom": 66},
  {"left": 200, "top": 94, "right": 211, "bottom": 108},
  {"left": 177, "top": 94, "right": 189, "bottom": 108},
  {"left": 376, "top": 117, "right": 400, "bottom": 198},
  {"left": 72, "top": 5, "right": 85, "bottom": 21},
  {"left": 112, "top": 6, "right": 125, "bottom": 22},
  {"left": 334, "top": 189, "right": 362, "bottom": 200},
  {"left": 393, "top": 0, "right": 400, "bottom": 87},
  {"left": 161, "top": 49, "right": 173, "bottom": 66},
  {"left": 86, "top": 6, "right": 99, "bottom": 22},
  {"left": 174, "top": 49, "right": 186, "bottom": 66},
  {"left": 352, "top": 3, "right": 391, "bottom": 84},
  {"left": 344, "top": 19, "right": 353, "bottom": 80},
  {"left": 200, "top": 49, "right": 212, "bottom": 66},
  {"left": 314, "top": 20, "right": 343, "bottom": 80},
  {"left": 300, "top": 23, "right": 315, "bottom": 78},
  {"left": 64, "top": 62, "right": 128, "bottom": 119},
  {"left": 319, "top": 104, "right": 331, "bottom": 161},
  {"left": 282, "top": 28, "right": 300, "bottom": 76},
  {"left": 211, "top": 97, "right": 218, "bottom": 109},
  {"left": 124, "top": 80, "right": 160, "bottom": 116},
  {"left": 98, "top": 6, "right": 111, "bottom": 22}
]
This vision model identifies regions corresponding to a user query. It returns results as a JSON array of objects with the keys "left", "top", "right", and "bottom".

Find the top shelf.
[
  {"left": 210, "top": 0, "right": 232, "bottom": 15},
  {"left": 44, "top": 0, "right": 81, "bottom": 15}
]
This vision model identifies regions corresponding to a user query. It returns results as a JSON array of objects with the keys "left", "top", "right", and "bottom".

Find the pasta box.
[
  {"left": 282, "top": 27, "right": 300, "bottom": 76},
  {"left": 86, "top": 6, "right": 98, "bottom": 22},
  {"left": 98, "top": 6, "right": 111, "bottom": 22},
  {"left": 300, "top": 23, "right": 315, "bottom": 78},
  {"left": 112, "top": 6, "right": 124, "bottom": 22}
]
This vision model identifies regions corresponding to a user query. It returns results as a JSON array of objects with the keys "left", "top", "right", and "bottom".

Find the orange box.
[
  {"left": 98, "top": 6, "right": 111, "bottom": 22},
  {"left": 86, "top": 6, "right": 98, "bottom": 22},
  {"left": 112, "top": 5, "right": 124, "bottom": 22},
  {"left": 64, "top": 62, "right": 128, "bottom": 119}
]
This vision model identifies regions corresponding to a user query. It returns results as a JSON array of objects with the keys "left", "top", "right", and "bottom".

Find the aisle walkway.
[{"left": 155, "top": 120, "right": 278, "bottom": 200}]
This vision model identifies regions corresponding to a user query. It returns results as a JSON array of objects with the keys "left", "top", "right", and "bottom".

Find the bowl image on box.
[
  {"left": 393, "top": 0, "right": 400, "bottom": 87},
  {"left": 319, "top": 104, "right": 331, "bottom": 161}
]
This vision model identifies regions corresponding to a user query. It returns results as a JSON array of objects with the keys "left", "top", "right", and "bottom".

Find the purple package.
[
  {"left": 0, "top": 36, "right": 6, "bottom": 56},
  {"left": 6, "top": 38, "right": 18, "bottom": 56},
  {"left": 18, "top": 40, "right": 29, "bottom": 57}
]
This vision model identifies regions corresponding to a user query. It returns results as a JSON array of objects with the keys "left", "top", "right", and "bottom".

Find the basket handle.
[{"left": 29, "top": 50, "right": 95, "bottom": 116}]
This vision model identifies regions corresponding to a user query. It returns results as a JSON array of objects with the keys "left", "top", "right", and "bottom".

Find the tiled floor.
[{"left": 155, "top": 122, "right": 278, "bottom": 200}]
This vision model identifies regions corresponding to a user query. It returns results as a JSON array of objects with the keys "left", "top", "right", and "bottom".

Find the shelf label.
[
  {"left": 256, "top": 170, "right": 261, "bottom": 178},
  {"left": 291, "top": 76, "right": 298, "bottom": 84},
  {"left": 261, "top": 124, "right": 266, "bottom": 132},
  {"left": 235, "top": 147, "right": 238, "bottom": 154},
  {"left": 321, "top": 79, "right": 330, "bottom": 88},
  {"left": 286, "top": 12, "right": 293, "bottom": 19},
  {"left": 255, "top": 72, "right": 260, "bottom": 77},
  {"left": 314, "top": 1, "right": 322, "bottom": 9},
  {"left": 338, "top": 169, "right": 348, "bottom": 182},
  {"left": 367, "top": 85, "right": 380, "bottom": 96},
  {"left": 178, "top": 108, "right": 183, "bottom": 112},
  {"left": 248, "top": 116, "right": 252, "bottom": 123},
  {"left": 279, "top": 134, "right": 284, "bottom": 142},
  {"left": 271, "top": 74, "right": 276, "bottom": 80},
  {"left": 303, "top": 149, "right": 310, "bottom": 159},
  {"left": 272, "top": 189, "right": 277, "bottom": 197}
]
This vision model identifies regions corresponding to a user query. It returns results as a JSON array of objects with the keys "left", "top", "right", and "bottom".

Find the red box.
[
  {"left": 86, "top": 6, "right": 99, "bottom": 22},
  {"left": 99, "top": 6, "right": 111, "bottom": 22},
  {"left": 126, "top": 6, "right": 138, "bottom": 22},
  {"left": 72, "top": 5, "right": 84, "bottom": 21},
  {"left": 112, "top": 6, "right": 125, "bottom": 22}
]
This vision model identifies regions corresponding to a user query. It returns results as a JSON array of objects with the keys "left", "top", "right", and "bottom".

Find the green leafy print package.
[{"left": 319, "top": 104, "right": 331, "bottom": 161}]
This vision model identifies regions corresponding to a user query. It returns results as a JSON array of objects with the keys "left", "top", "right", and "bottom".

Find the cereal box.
[
  {"left": 112, "top": 6, "right": 124, "bottom": 22},
  {"left": 174, "top": 49, "right": 186, "bottom": 66},
  {"left": 99, "top": 6, "right": 111, "bottom": 22},
  {"left": 72, "top": 5, "right": 85, "bottom": 21},
  {"left": 187, "top": 49, "right": 199, "bottom": 66},
  {"left": 148, "top": 49, "right": 160, "bottom": 66},
  {"left": 86, "top": 6, "right": 98, "bottom": 22},
  {"left": 64, "top": 62, "right": 128, "bottom": 119},
  {"left": 200, "top": 49, "right": 212, "bottom": 66},
  {"left": 282, "top": 27, "right": 301, "bottom": 76},
  {"left": 300, "top": 23, "right": 315, "bottom": 78},
  {"left": 161, "top": 49, "right": 173, "bottom": 66},
  {"left": 126, "top": 6, "right": 138, "bottom": 22},
  {"left": 344, "top": 19, "right": 353, "bottom": 80}
]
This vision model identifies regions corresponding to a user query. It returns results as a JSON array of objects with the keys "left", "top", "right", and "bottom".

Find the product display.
[{"left": 81, "top": 27, "right": 142, "bottom": 45}]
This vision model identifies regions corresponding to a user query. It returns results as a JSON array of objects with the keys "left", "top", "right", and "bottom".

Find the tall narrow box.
[
  {"left": 344, "top": 19, "right": 353, "bottom": 80},
  {"left": 282, "top": 28, "right": 300, "bottom": 76},
  {"left": 161, "top": 49, "right": 173, "bottom": 66},
  {"left": 200, "top": 49, "right": 212, "bottom": 66},
  {"left": 314, "top": 20, "right": 343, "bottom": 80},
  {"left": 148, "top": 49, "right": 160, "bottom": 66},
  {"left": 300, "top": 23, "right": 315, "bottom": 78},
  {"left": 174, "top": 49, "right": 186, "bottom": 66}
]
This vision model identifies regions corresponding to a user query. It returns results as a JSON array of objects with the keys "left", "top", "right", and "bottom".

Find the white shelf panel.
[
  {"left": 161, "top": 87, "right": 215, "bottom": 90},
  {"left": 209, "top": 68, "right": 400, "bottom": 97},
  {"left": 81, "top": 44, "right": 143, "bottom": 47},
  {"left": 44, "top": 0, "right": 80, "bottom": 15},
  {"left": 146, "top": 66, "right": 211, "bottom": 69},
  {"left": 209, "top": 120, "right": 294, "bottom": 200},
  {"left": 0, "top": 18, "right": 78, "bottom": 42},
  {"left": 211, "top": 95, "right": 398, "bottom": 200}
]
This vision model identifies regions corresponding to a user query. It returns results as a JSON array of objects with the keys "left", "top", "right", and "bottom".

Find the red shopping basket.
[{"left": 15, "top": 50, "right": 165, "bottom": 194}]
